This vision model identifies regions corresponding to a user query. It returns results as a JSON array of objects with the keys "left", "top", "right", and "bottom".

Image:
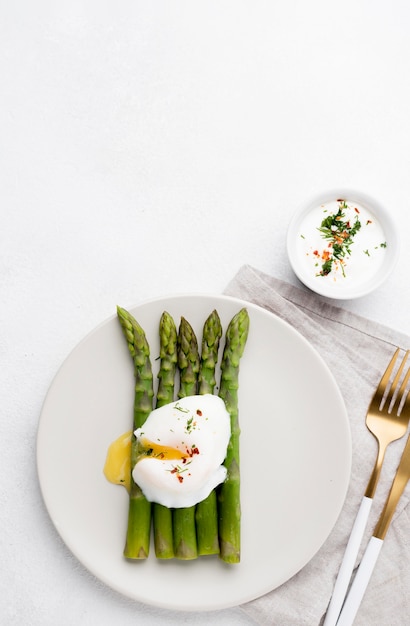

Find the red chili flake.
[
  {"left": 171, "top": 467, "right": 178, "bottom": 474},
  {"left": 196, "top": 409, "right": 202, "bottom": 416},
  {"left": 337, "top": 198, "right": 344, "bottom": 202},
  {"left": 186, "top": 446, "right": 200, "bottom": 457},
  {"left": 322, "top": 250, "right": 331, "bottom": 261},
  {"left": 313, "top": 250, "right": 319, "bottom": 256},
  {"left": 354, "top": 207, "right": 360, "bottom": 213},
  {"left": 177, "top": 475, "right": 183, "bottom": 483},
  {"left": 367, "top": 219, "right": 372, "bottom": 225},
  {"left": 182, "top": 458, "right": 187, "bottom": 464}
]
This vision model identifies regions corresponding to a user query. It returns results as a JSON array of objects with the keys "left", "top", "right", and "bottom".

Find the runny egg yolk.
[
  {"left": 137, "top": 437, "right": 190, "bottom": 462},
  {"left": 104, "top": 433, "right": 190, "bottom": 493},
  {"left": 103, "top": 430, "right": 132, "bottom": 492}
]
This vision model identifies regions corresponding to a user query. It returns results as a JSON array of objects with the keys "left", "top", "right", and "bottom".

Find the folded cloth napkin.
[{"left": 224, "top": 265, "right": 410, "bottom": 626}]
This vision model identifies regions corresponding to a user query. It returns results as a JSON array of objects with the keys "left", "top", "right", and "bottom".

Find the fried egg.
[{"left": 132, "top": 394, "right": 231, "bottom": 508}]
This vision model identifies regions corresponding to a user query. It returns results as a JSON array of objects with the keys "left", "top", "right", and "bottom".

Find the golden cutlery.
[
  {"left": 324, "top": 348, "right": 410, "bottom": 626},
  {"left": 337, "top": 427, "right": 410, "bottom": 624}
]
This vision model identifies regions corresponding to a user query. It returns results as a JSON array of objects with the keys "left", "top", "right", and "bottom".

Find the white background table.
[{"left": 2, "top": 2, "right": 410, "bottom": 624}]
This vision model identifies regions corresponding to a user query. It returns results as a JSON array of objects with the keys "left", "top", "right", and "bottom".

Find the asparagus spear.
[
  {"left": 153, "top": 311, "right": 177, "bottom": 559},
  {"left": 156, "top": 311, "right": 178, "bottom": 408},
  {"left": 117, "top": 306, "right": 154, "bottom": 559},
  {"left": 172, "top": 317, "right": 200, "bottom": 559},
  {"left": 177, "top": 316, "right": 200, "bottom": 399},
  {"left": 218, "top": 308, "right": 250, "bottom": 563},
  {"left": 196, "top": 310, "right": 223, "bottom": 556},
  {"left": 198, "top": 309, "right": 223, "bottom": 396}
]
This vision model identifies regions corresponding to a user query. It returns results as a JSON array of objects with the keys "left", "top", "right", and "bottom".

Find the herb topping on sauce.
[{"left": 316, "top": 199, "right": 362, "bottom": 277}]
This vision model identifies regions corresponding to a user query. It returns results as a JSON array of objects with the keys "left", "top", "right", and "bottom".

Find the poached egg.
[{"left": 132, "top": 394, "right": 231, "bottom": 508}]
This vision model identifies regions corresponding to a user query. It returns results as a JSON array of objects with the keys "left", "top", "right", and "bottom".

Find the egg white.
[{"left": 132, "top": 394, "right": 231, "bottom": 508}]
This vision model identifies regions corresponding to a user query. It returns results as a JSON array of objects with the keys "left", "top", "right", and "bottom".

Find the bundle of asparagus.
[{"left": 116, "top": 305, "right": 249, "bottom": 562}]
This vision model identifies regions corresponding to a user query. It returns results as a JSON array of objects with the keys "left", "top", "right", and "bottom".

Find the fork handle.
[
  {"left": 323, "top": 496, "right": 373, "bottom": 626},
  {"left": 336, "top": 536, "right": 383, "bottom": 625}
]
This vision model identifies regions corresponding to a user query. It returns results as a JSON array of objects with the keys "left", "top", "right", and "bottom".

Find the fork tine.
[
  {"left": 386, "top": 350, "right": 410, "bottom": 412},
  {"left": 370, "top": 348, "right": 400, "bottom": 408},
  {"left": 396, "top": 363, "right": 410, "bottom": 415}
]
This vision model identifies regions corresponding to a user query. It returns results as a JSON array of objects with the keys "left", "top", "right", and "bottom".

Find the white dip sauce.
[{"left": 296, "top": 199, "right": 387, "bottom": 293}]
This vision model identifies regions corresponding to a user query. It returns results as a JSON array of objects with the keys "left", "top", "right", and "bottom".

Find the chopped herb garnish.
[
  {"left": 321, "top": 259, "right": 333, "bottom": 276},
  {"left": 316, "top": 199, "right": 362, "bottom": 278},
  {"left": 167, "top": 461, "right": 193, "bottom": 483},
  {"left": 174, "top": 402, "right": 189, "bottom": 413},
  {"left": 185, "top": 416, "right": 197, "bottom": 434},
  {"left": 364, "top": 249, "right": 370, "bottom": 256}
]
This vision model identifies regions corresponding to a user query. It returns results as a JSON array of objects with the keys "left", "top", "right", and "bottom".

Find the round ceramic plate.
[
  {"left": 287, "top": 189, "right": 399, "bottom": 299},
  {"left": 37, "top": 294, "right": 351, "bottom": 611}
]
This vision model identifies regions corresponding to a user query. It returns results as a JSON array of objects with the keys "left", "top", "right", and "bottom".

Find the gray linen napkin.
[{"left": 224, "top": 265, "right": 410, "bottom": 626}]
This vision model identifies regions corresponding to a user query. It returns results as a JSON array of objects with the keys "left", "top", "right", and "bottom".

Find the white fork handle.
[
  {"left": 336, "top": 536, "right": 383, "bottom": 625},
  {"left": 323, "top": 496, "right": 373, "bottom": 626}
]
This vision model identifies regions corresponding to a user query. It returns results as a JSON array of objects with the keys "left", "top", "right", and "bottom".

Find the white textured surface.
[{"left": 2, "top": 2, "right": 410, "bottom": 624}]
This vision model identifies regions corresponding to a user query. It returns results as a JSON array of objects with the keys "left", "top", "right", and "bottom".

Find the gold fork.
[{"left": 324, "top": 348, "right": 410, "bottom": 626}]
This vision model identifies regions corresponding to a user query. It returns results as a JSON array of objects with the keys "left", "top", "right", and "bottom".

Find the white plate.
[{"left": 37, "top": 294, "right": 351, "bottom": 611}]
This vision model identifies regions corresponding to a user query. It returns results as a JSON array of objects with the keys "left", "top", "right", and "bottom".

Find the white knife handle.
[
  {"left": 324, "top": 496, "right": 373, "bottom": 626},
  {"left": 336, "top": 536, "right": 384, "bottom": 626}
]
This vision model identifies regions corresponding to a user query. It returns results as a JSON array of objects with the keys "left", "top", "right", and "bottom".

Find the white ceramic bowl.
[{"left": 286, "top": 190, "right": 399, "bottom": 299}]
